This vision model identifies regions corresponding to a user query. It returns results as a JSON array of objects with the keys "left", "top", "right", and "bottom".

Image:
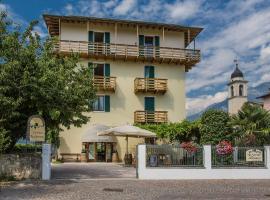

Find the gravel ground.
[{"left": 1, "top": 179, "right": 270, "bottom": 200}]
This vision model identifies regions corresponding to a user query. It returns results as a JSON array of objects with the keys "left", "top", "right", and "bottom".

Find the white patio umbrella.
[
  {"left": 81, "top": 124, "right": 116, "bottom": 143},
  {"left": 97, "top": 125, "right": 156, "bottom": 156}
]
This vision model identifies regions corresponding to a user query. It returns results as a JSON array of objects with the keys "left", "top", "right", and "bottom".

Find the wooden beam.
[
  {"left": 115, "top": 23, "right": 117, "bottom": 43},
  {"left": 162, "top": 27, "right": 165, "bottom": 41},
  {"left": 187, "top": 29, "right": 191, "bottom": 45},
  {"left": 136, "top": 24, "right": 139, "bottom": 42}
]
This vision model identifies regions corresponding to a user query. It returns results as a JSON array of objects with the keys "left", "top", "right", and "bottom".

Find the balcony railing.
[
  {"left": 134, "top": 78, "right": 167, "bottom": 94},
  {"left": 55, "top": 40, "right": 200, "bottom": 66},
  {"left": 93, "top": 76, "right": 116, "bottom": 92},
  {"left": 134, "top": 111, "right": 168, "bottom": 123}
]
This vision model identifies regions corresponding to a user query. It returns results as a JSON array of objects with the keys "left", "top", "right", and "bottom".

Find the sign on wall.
[
  {"left": 246, "top": 149, "right": 263, "bottom": 162},
  {"left": 27, "top": 115, "right": 45, "bottom": 142}
]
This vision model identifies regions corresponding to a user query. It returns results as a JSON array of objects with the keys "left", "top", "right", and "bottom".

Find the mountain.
[{"left": 187, "top": 82, "right": 270, "bottom": 121}]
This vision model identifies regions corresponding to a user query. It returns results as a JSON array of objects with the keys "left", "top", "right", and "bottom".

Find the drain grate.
[{"left": 103, "top": 188, "right": 124, "bottom": 192}]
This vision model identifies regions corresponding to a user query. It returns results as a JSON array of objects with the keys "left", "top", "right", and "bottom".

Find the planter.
[{"left": 81, "top": 153, "right": 87, "bottom": 162}]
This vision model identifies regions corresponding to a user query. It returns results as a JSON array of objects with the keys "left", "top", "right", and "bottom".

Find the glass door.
[
  {"left": 106, "top": 143, "right": 113, "bottom": 162},
  {"left": 88, "top": 143, "right": 95, "bottom": 161},
  {"left": 96, "top": 143, "right": 106, "bottom": 162}
]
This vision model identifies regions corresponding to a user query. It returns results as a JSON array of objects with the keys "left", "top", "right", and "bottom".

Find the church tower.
[{"left": 228, "top": 60, "right": 248, "bottom": 114}]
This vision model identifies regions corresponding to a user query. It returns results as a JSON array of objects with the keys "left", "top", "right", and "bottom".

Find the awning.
[{"left": 81, "top": 124, "right": 116, "bottom": 143}]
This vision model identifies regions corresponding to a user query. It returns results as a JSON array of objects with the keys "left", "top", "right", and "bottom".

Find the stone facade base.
[{"left": 0, "top": 154, "right": 41, "bottom": 180}]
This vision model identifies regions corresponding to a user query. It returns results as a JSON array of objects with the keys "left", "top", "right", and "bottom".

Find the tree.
[
  {"left": 137, "top": 119, "right": 201, "bottom": 143},
  {"left": 0, "top": 10, "right": 96, "bottom": 151},
  {"left": 200, "top": 109, "right": 233, "bottom": 145},
  {"left": 0, "top": 128, "right": 11, "bottom": 153},
  {"left": 230, "top": 103, "right": 270, "bottom": 146}
]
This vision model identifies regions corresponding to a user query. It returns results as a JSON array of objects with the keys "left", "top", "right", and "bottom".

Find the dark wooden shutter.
[
  {"left": 154, "top": 36, "right": 160, "bottom": 57},
  {"left": 144, "top": 97, "right": 155, "bottom": 111},
  {"left": 105, "top": 32, "right": 110, "bottom": 44},
  {"left": 139, "top": 35, "right": 144, "bottom": 46},
  {"left": 105, "top": 64, "right": 110, "bottom": 77},
  {"left": 88, "top": 31, "right": 94, "bottom": 42},
  {"left": 88, "top": 31, "right": 94, "bottom": 53},
  {"left": 105, "top": 95, "right": 110, "bottom": 112},
  {"left": 139, "top": 35, "right": 145, "bottom": 56},
  {"left": 144, "top": 66, "right": 155, "bottom": 78},
  {"left": 154, "top": 36, "right": 160, "bottom": 46}
]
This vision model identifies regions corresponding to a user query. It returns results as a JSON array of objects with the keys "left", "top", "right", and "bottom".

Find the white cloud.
[
  {"left": 113, "top": 0, "right": 136, "bottom": 15},
  {"left": 186, "top": 91, "right": 228, "bottom": 116},
  {"left": 64, "top": 4, "right": 74, "bottom": 15},
  {"left": 166, "top": 0, "right": 202, "bottom": 21}
]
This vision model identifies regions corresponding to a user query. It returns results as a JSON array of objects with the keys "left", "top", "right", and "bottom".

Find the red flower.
[
  {"left": 216, "top": 140, "right": 233, "bottom": 155},
  {"left": 180, "top": 142, "right": 198, "bottom": 153}
]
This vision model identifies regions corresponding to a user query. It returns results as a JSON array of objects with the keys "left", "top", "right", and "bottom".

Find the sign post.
[{"left": 27, "top": 115, "right": 51, "bottom": 180}]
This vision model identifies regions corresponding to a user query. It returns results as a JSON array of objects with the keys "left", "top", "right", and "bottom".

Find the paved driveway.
[
  {"left": 1, "top": 179, "right": 270, "bottom": 200},
  {"left": 51, "top": 163, "right": 136, "bottom": 180}
]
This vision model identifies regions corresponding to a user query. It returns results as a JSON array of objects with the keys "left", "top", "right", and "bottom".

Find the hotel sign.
[
  {"left": 27, "top": 115, "right": 45, "bottom": 142},
  {"left": 246, "top": 149, "right": 263, "bottom": 162}
]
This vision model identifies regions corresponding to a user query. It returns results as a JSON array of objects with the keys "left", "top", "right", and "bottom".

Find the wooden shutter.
[
  {"left": 105, "top": 95, "right": 110, "bottom": 112},
  {"left": 105, "top": 64, "right": 110, "bottom": 77},
  {"left": 154, "top": 36, "right": 160, "bottom": 57},
  {"left": 154, "top": 36, "right": 160, "bottom": 46},
  {"left": 139, "top": 35, "right": 144, "bottom": 46},
  {"left": 88, "top": 31, "right": 94, "bottom": 42},
  {"left": 105, "top": 32, "right": 110, "bottom": 43},
  {"left": 144, "top": 97, "right": 155, "bottom": 111}
]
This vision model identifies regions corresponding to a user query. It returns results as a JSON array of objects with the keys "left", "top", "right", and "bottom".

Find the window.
[
  {"left": 239, "top": 85, "right": 243, "bottom": 96},
  {"left": 231, "top": 86, "right": 234, "bottom": 97},
  {"left": 93, "top": 96, "right": 105, "bottom": 111},
  {"left": 92, "top": 95, "right": 110, "bottom": 112}
]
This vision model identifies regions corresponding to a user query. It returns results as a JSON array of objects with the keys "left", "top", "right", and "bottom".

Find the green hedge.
[{"left": 11, "top": 144, "right": 42, "bottom": 153}]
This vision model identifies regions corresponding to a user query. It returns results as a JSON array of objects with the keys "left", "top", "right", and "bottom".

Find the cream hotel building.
[{"left": 43, "top": 15, "right": 202, "bottom": 162}]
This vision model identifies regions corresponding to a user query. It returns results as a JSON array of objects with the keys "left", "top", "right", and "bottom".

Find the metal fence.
[
  {"left": 212, "top": 147, "right": 265, "bottom": 168},
  {"left": 146, "top": 145, "right": 204, "bottom": 168}
]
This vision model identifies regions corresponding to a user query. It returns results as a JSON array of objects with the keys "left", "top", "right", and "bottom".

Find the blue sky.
[{"left": 1, "top": 0, "right": 270, "bottom": 116}]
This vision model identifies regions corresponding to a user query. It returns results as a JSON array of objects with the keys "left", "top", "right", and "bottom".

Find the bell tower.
[{"left": 228, "top": 60, "right": 248, "bottom": 114}]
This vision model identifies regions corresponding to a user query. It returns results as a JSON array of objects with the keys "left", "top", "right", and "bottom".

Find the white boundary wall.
[{"left": 137, "top": 145, "right": 270, "bottom": 179}]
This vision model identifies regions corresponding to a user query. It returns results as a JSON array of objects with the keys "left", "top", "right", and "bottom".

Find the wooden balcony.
[
  {"left": 134, "top": 78, "right": 167, "bottom": 94},
  {"left": 55, "top": 40, "right": 200, "bottom": 68},
  {"left": 93, "top": 76, "right": 116, "bottom": 92},
  {"left": 134, "top": 111, "right": 168, "bottom": 124}
]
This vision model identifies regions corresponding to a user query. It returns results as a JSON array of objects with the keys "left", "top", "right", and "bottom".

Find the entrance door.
[{"left": 96, "top": 143, "right": 106, "bottom": 162}]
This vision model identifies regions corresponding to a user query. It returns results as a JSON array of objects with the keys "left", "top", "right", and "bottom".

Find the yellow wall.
[
  {"left": 60, "top": 22, "right": 185, "bottom": 48},
  {"left": 59, "top": 22, "right": 187, "bottom": 162}
]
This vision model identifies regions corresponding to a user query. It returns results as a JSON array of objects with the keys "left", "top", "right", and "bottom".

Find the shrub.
[{"left": 200, "top": 109, "right": 233, "bottom": 145}]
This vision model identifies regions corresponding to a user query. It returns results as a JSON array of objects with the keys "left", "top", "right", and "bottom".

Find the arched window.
[
  {"left": 231, "top": 86, "right": 234, "bottom": 97},
  {"left": 239, "top": 85, "right": 243, "bottom": 96}
]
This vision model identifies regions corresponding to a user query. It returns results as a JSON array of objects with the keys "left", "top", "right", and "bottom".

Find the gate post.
[{"left": 42, "top": 143, "right": 51, "bottom": 180}]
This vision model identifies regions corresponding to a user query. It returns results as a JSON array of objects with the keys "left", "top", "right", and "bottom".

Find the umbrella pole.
[{"left": 126, "top": 136, "right": 128, "bottom": 155}]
